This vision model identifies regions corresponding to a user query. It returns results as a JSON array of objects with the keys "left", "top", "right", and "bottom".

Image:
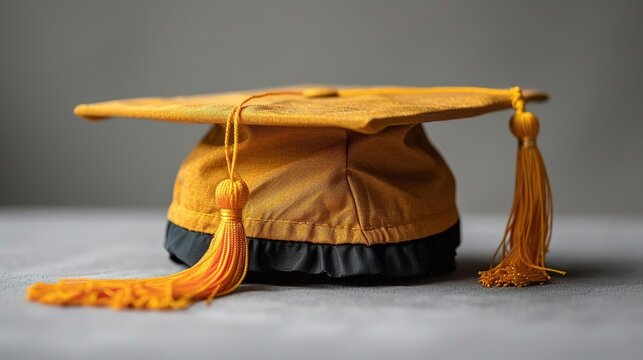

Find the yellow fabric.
[
  {"left": 168, "top": 123, "right": 458, "bottom": 245},
  {"left": 74, "top": 85, "right": 547, "bottom": 134},
  {"left": 74, "top": 86, "right": 547, "bottom": 246}
]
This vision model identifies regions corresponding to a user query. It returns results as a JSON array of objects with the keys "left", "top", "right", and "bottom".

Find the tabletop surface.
[{"left": 1, "top": 209, "right": 642, "bottom": 360}]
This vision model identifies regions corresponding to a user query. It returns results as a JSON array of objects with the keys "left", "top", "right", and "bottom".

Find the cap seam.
[
  {"left": 343, "top": 130, "right": 370, "bottom": 242},
  {"left": 168, "top": 202, "right": 457, "bottom": 232}
]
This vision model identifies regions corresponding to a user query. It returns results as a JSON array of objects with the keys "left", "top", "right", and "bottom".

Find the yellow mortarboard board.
[{"left": 27, "top": 85, "right": 564, "bottom": 310}]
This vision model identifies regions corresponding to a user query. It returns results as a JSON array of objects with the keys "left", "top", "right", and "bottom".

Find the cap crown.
[{"left": 168, "top": 123, "right": 457, "bottom": 245}]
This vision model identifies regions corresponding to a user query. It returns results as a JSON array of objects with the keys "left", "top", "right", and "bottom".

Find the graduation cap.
[{"left": 27, "top": 85, "right": 564, "bottom": 310}]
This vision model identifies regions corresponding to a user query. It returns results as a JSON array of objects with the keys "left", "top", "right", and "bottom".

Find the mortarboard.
[{"left": 27, "top": 86, "right": 564, "bottom": 310}]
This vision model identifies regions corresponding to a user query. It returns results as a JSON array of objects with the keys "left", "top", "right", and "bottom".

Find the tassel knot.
[
  {"left": 215, "top": 178, "right": 249, "bottom": 210},
  {"left": 510, "top": 111, "right": 540, "bottom": 140}
]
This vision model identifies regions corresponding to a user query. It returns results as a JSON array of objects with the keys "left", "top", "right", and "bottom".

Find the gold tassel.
[
  {"left": 27, "top": 91, "right": 308, "bottom": 310},
  {"left": 478, "top": 87, "right": 565, "bottom": 287},
  {"left": 26, "top": 97, "right": 257, "bottom": 310},
  {"left": 26, "top": 178, "right": 249, "bottom": 310}
]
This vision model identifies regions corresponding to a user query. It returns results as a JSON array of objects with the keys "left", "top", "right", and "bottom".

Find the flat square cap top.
[{"left": 74, "top": 85, "right": 547, "bottom": 134}]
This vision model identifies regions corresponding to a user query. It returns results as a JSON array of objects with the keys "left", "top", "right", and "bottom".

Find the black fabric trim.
[{"left": 165, "top": 221, "right": 460, "bottom": 278}]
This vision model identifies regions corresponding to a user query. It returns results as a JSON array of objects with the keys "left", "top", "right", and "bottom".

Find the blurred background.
[{"left": 1, "top": 0, "right": 641, "bottom": 215}]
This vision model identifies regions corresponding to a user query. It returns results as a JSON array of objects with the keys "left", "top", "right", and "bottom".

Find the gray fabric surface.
[{"left": 1, "top": 209, "right": 641, "bottom": 360}]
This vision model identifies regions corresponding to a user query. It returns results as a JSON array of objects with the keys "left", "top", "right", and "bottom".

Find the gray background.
[
  {"left": 1, "top": 3, "right": 642, "bottom": 359},
  {"left": 1, "top": 0, "right": 641, "bottom": 214}
]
